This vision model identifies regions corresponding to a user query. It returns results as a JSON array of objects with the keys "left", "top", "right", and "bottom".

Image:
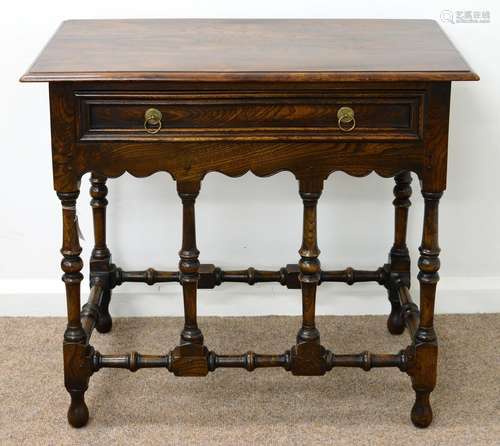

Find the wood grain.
[
  {"left": 22, "top": 18, "right": 480, "bottom": 429},
  {"left": 21, "top": 19, "right": 478, "bottom": 82},
  {"left": 77, "top": 90, "right": 422, "bottom": 142}
]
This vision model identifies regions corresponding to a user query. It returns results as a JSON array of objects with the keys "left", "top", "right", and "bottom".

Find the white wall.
[{"left": 1, "top": 0, "right": 499, "bottom": 316}]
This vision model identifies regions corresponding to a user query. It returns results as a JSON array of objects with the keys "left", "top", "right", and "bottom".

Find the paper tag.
[{"left": 75, "top": 214, "right": 85, "bottom": 241}]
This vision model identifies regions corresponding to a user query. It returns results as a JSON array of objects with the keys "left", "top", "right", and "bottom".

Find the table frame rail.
[{"left": 81, "top": 278, "right": 418, "bottom": 376}]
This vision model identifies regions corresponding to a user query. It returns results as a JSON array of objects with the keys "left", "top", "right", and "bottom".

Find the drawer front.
[{"left": 76, "top": 91, "right": 424, "bottom": 142}]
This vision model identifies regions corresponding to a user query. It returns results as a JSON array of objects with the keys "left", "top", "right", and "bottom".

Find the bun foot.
[
  {"left": 67, "top": 391, "right": 89, "bottom": 428},
  {"left": 387, "top": 307, "right": 405, "bottom": 335},
  {"left": 96, "top": 311, "right": 112, "bottom": 334},
  {"left": 411, "top": 391, "right": 433, "bottom": 428}
]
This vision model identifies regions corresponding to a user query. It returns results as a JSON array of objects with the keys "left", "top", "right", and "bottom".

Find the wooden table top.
[{"left": 21, "top": 19, "right": 478, "bottom": 83}]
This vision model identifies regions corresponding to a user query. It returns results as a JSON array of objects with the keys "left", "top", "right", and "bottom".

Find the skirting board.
[{"left": 1, "top": 277, "right": 499, "bottom": 316}]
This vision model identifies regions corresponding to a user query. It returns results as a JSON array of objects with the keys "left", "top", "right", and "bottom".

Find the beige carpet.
[{"left": 0, "top": 314, "right": 498, "bottom": 445}]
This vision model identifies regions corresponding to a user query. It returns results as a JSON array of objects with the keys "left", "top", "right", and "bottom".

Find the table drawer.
[{"left": 76, "top": 91, "right": 424, "bottom": 142}]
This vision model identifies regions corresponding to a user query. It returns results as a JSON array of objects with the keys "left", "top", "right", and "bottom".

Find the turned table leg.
[
  {"left": 410, "top": 190, "right": 442, "bottom": 428},
  {"left": 58, "top": 191, "right": 92, "bottom": 428},
  {"left": 170, "top": 180, "right": 209, "bottom": 376},
  {"left": 89, "top": 173, "right": 113, "bottom": 333},
  {"left": 387, "top": 171, "right": 412, "bottom": 334},
  {"left": 290, "top": 178, "right": 327, "bottom": 375}
]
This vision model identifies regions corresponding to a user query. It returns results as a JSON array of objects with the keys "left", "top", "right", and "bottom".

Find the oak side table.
[{"left": 21, "top": 19, "right": 478, "bottom": 428}]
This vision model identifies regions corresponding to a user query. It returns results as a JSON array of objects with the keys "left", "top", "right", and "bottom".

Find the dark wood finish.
[
  {"left": 81, "top": 283, "right": 104, "bottom": 339},
  {"left": 290, "top": 179, "right": 327, "bottom": 376},
  {"left": 21, "top": 19, "right": 477, "bottom": 82},
  {"left": 170, "top": 181, "right": 209, "bottom": 377},
  {"left": 115, "top": 268, "right": 179, "bottom": 286},
  {"left": 89, "top": 173, "right": 113, "bottom": 333},
  {"left": 386, "top": 171, "right": 413, "bottom": 334},
  {"left": 114, "top": 264, "right": 385, "bottom": 289},
  {"left": 22, "top": 19, "right": 478, "bottom": 429},
  {"left": 390, "top": 172, "right": 413, "bottom": 278},
  {"left": 410, "top": 191, "right": 442, "bottom": 428},
  {"left": 46, "top": 81, "right": 454, "bottom": 193},
  {"left": 76, "top": 90, "right": 423, "bottom": 142},
  {"left": 398, "top": 286, "right": 419, "bottom": 339},
  {"left": 91, "top": 348, "right": 411, "bottom": 373},
  {"left": 177, "top": 181, "right": 203, "bottom": 345},
  {"left": 321, "top": 267, "right": 386, "bottom": 285},
  {"left": 57, "top": 191, "right": 91, "bottom": 428}
]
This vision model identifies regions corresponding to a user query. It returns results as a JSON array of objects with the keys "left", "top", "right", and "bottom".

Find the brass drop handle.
[
  {"left": 337, "top": 106, "right": 356, "bottom": 132},
  {"left": 144, "top": 108, "right": 162, "bottom": 134}
]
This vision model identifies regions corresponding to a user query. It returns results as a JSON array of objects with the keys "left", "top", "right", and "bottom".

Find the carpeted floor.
[{"left": 0, "top": 314, "right": 498, "bottom": 445}]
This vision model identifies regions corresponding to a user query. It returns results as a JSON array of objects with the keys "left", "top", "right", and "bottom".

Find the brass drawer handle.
[
  {"left": 144, "top": 108, "right": 162, "bottom": 134},
  {"left": 337, "top": 106, "right": 356, "bottom": 132}
]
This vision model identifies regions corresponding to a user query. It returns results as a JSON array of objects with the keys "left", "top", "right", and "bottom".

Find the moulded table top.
[{"left": 20, "top": 19, "right": 478, "bottom": 83}]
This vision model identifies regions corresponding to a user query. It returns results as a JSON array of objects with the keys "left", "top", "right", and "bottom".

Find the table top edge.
[
  {"left": 20, "top": 70, "right": 480, "bottom": 83},
  {"left": 20, "top": 18, "right": 479, "bottom": 84}
]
